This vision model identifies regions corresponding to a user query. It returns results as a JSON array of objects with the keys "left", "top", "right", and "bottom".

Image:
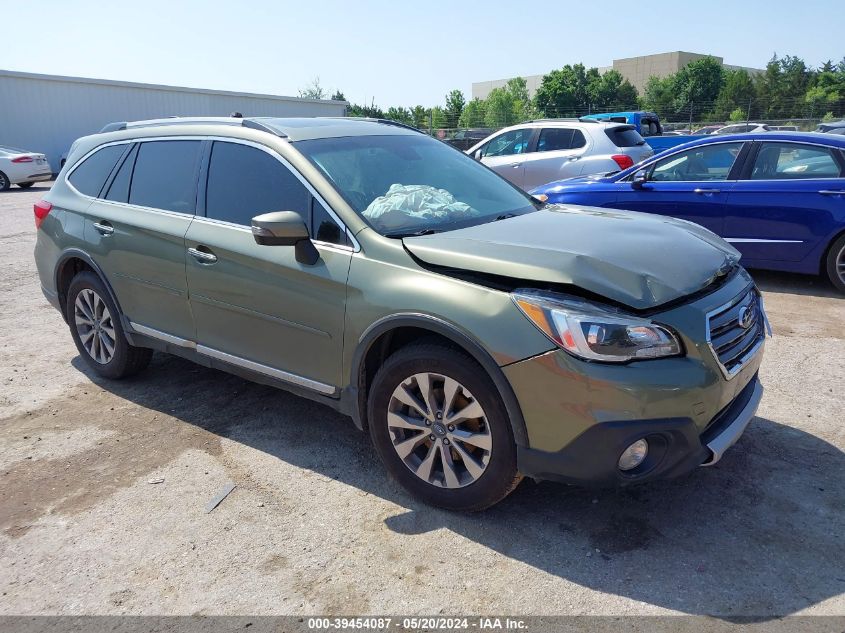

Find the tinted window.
[
  {"left": 104, "top": 144, "right": 137, "bottom": 203},
  {"left": 537, "top": 128, "right": 575, "bottom": 152},
  {"left": 751, "top": 143, "right": 843, "bottom": 180},
  {"left": 606, "top": 127, "right": 646, "bottom": 147},
  {"left": 650, "top": 142, "right": 743, "bottom": 182},
  {"left": 311, "top": 198, "right": 348, "bottom": 246},
  {"left": 481, "top": 128, "right": 532, "bottom": 157},
  {"left": 129, "top": 141, "right": 201, "bottom": 212},
  {"left": 205, "top": 141, "right": 310, "bottom": 226},
  {"left": 68, "top": 145, "right": 126, "bottom": 197}
]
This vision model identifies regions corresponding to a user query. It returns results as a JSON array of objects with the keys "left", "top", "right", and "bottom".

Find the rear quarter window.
[
  {"left": 606, "top": 127, "right": 645, "bottom": 148},
  {"left": 68, "top": 145, "right": 126, "bottom": 197}
]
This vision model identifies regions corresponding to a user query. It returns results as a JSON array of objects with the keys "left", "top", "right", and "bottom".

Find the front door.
[
  {"left": 84, "top": 139, "right": 202, "bottom": 341},
  {"left": 723, "top": 141, "right": 845, "bottom": 264},
  {"left": 185, "top": 140, "right": 351, "bottom": 392},
  {"left": 477, "top": 127, "right": 533, "bottom": 189},
  {"left": 613, "top": 141, "right": 747, "bottom": 234}
]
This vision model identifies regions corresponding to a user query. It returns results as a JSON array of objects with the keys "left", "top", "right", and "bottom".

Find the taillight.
[
  {"left": 34, "top": 200, "right": 52, "bottom": 229},
  {"left": 12, "top": 156, "right": 34, "bottom": 163},
  {"left": 611, "top": 154, "right": 634, "bottom": 170}
]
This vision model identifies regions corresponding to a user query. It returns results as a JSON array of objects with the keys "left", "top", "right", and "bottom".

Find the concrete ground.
[{"left": 0, "top": 182, "right": 843, "bottom": 618}]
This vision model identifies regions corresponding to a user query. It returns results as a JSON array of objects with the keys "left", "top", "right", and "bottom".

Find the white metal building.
[{"left": 0, "top": 69, "right": 348, "bottom": 172}]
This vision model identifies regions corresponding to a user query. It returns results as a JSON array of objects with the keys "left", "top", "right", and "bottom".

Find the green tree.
[
  {"left": 713, "top": 69, "right": 755, "bottom": 120},
  {"left": 431, "top": 106, "right": 448, "bottom": 129},
  {"left": 641, "top": 75, "right": 676, "bottom": 115},
  {"left": 385, "top": 106, "right": 413, "bottom": 125},
  {"left": 728, "top": 107, "right": 747, "bottom": 122},
  {"left": 410, "top": 106, "right": 429, "bottom": 129},
  {"left": 444, "top": 89, "right": 466, "bottom": 128},
  {"left": 484, "top": 86, "right": 518, "bottom": 127},
  {"left": 586, "top": 70, "right": 638, "bottom": 111},
  {"left": 299, "top": 77, "right": 326, "bottom": 100},
  {"left": 458, "top": 98, "right": 487, "bottom": 127},
  {"left": 671, "top": 56, "right": 723, "bottom": 115},
  {"left": 330, "top": 90, "right": 346, "bottom": 101},
  {"left": 534, "top": 64, "right": 590, "bottom": 117}
]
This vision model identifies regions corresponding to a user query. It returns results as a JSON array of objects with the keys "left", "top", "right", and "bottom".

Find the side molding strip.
[{"left": 128, "top": 321, "right": 337, "bottom": 396}]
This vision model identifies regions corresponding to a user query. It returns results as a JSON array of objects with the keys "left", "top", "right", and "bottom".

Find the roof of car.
[
  {"left": 660, "top": 131, "right": 845, "bottom": 152},
  {"left": 99, "top": 116, "right": 424, "bottom": 141}
]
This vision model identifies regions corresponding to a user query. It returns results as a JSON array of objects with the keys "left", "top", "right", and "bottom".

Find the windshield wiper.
[
  {"left": 493, "top": 213, "right": 518, "bottom": 221},
  {"left": 384, "top": 228, "right": 439, "bottom": 238}
]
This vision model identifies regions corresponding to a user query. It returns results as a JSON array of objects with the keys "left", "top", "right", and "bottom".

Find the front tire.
[
  {"left": 66, "top": 271, "right": 152, "bottom": 379},
  {"left": 368, "top": 342, "right": 521, "bottom": 511},
  {"left": 826, "top": 234, "right": 845, "bottom": 294}
]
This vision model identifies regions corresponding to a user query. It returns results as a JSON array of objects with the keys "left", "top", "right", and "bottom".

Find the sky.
[{"left": 3, "top": 0, "right": 843, "bottom": 108}]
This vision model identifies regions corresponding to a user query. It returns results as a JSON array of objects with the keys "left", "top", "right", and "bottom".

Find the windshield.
[{"left": 294, "top": 134, "right": 539, "bottom": 236}]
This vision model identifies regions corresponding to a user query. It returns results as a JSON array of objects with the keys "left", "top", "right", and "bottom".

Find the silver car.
[{"left": 466, "top": 120, "right": 653, "bottom": 191}]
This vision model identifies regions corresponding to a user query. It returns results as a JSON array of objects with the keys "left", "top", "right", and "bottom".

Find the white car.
[
  {"left": 0, "top": 146, "right": 52, "bottom": 190},
  {"left": 712, "top": 123, "right": 771, "bottom": 135},
  {"left": 466, "top": 120, "right": 653, "bottom": 191}
]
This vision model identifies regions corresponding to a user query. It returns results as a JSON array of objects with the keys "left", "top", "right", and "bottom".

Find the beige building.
[{"left": 471, "top": 51, "right": 762, "bottom": 100}]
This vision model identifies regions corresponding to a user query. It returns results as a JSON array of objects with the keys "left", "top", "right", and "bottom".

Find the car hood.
[{"left": 403, "top": 206, "right": 741, "bottom": 310}]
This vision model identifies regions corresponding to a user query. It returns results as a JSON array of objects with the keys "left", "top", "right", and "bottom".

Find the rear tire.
[
  {"left": 66, "top": 271, "right": 152, "bottom": 379},
  {"left": 367, "top": 342, "right": 521, "bottom": 511},
  {"left": 0, "top": 171, "right": 10, "bottom": 191},
  {"left": 825, "top": 234, "right": 845, "bottom": 294},
  {"left": 17, "top": 182, "right": 34, "bottom": 189}
]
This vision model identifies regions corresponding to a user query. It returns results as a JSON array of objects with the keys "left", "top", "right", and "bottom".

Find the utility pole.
[
  {"left": 747, "top": 96, "right": 752, "bottom": 126},
  {"left": 689, "top": 100, "right": 694, "bottom": 131}
]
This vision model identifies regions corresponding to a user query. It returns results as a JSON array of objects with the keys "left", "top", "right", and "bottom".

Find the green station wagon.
[{"left": 34, "top": 117, "right": 768, "bottom": 510}]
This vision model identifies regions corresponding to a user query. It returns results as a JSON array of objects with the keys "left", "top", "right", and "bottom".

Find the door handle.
[
  {"left": 568, "top": 156, "right": 580, "bottom": 162},
  {"left": 188, "top": 247, "right": 218, "bottom": 264},
  {"left": 818, "top": 190, "right": 845, "bottom": 196},
  {"left": 693, "top": 188, "right": 721, "bottom": 194},
  {"left": 93, "top": 221, "right": 114, "bottom": 236},
  {"left": 510, "top": 162, "right": 521, "bottom": 168}
]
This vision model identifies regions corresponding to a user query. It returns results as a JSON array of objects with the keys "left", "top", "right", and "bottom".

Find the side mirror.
[
  {"left": 631, "top": 169, "right": 649, "bottom": 189},
  {"left": 473, "top": 149, "right": 483, "bottom": 160},
  {"left": 251, "top": 211, "right": 319, "bottom": 265}
]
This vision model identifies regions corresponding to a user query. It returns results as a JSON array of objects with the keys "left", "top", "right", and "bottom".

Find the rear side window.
[
  {"left": 205, "top": 141, "right": 310, "bottom": 226},
  {"left": 68, "top": 145, "right": 126, "bottom": 197},
  {"left": 129, "top": 141, "right": 202, "bottom": 213},
  {"left": 536, "top": 128, "right": 587, "bottom": 152},
  {"left": 606, "top": 127, "right": 646, "bottom": 148}
]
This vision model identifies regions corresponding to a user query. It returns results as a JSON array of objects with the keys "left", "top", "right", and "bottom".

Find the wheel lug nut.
[
  {"left": 429, "top": 434, "right": 436, "bottom": 441},
  {"left": 425, "top": 420, "right": 431, "bottom": 426},
  {"left": 436, "top": 411, "right": 442, "bottom": 419},
  {"left": 443, "top": 439, "right": 450, "bottom": 445},
  {"left": 447, "top": 424, "right": 455, "bottom": 432}
]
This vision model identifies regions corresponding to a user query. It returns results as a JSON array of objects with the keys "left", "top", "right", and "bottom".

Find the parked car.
[
  {"left": 580, "top": 111, "right": 699, "bottom": 153},
  {"left": 0, "top": 146, "right": 52, "bottom": 190},
  {"left": 35, "top": 116, "right": 767, "bottom": 510},
  {"left": 817, "top": 121, "right": 845, "bottom": 134},
  {"left": 445, "top": 128, "right": 494, "bottom": 151},
  {"left": 694, "top": 125, "right": 724, "bottom": 135},
  {"left": 713, "top": 123, "right": 771, "bottom": 135},
  {"left": 770, "top": 125, "right": 799, "bottom": 132},
  {"left": 531, "top": 132, "right": 845, "bottom": 292},
  {"left": 466, "top": 120, "right": 653, "bottom": 191}
]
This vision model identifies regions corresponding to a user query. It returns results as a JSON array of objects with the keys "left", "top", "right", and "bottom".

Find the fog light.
[{"left": 618, "top": 439, "right": 649, "bottom": 471}]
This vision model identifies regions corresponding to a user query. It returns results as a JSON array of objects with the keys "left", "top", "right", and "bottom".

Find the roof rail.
[{"left": 98, "top": 116, "right": 287, "bottom": 138}]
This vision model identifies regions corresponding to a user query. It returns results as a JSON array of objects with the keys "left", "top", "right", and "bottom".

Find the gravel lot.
[{"left": 1, "top": 182, "right": 843, "bottom": 619}]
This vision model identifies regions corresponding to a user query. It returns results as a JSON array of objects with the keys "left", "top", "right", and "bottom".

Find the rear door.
[
  {"left": 522, "top": 127, "right": 587, "bottom": 190},
  {"left": 78, "top": 139, "right": 201, "bottom": 341},
  {"left": 184, "top": 139, "right": 352, "bottom": 392},
  {"left": 723, "top": 141, "right": 845, "bottom": 265},
  {"left": 612, "top": 141, "right": 747, "bottom": 234},
  {"left": 476, "top": 128, "right": 533, "bottom": 188}
]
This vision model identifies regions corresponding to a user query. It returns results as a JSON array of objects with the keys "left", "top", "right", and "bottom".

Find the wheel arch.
[
  {"left": 820, "top": 227, "right": 845, "bottom": 276},
  {"left": 54, "top": 249, "right": 124, "bottom": 324},
  {"left": 349, "top": 313, "right": 529, "bottom": 447}
]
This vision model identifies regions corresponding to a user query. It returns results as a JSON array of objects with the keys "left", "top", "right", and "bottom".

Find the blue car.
[{"left": 531, "top": 132, "right": 845, "bottom": 292}]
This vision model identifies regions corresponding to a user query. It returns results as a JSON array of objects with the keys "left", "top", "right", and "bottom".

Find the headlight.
[{"left": 512, "top": 289, "right": 682, "bottom": 362}]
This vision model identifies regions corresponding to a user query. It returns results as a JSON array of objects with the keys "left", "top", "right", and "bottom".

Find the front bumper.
[{"left": 515, "top": 374, "right": 762, "bottom": 486}]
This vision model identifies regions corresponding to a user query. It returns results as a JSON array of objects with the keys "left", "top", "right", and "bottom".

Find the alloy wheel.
[
  {"left": 74, "top": 289, "right": 116, "bottom": 364},
  {"left": 837, "top": 244, "right": 845, "bottom": 286},
  {"left": 387, "top": 372, "right": 492, "bottom": 489},
  {"left": 0, "top": 173, "right": 7, "bottom": 189}
]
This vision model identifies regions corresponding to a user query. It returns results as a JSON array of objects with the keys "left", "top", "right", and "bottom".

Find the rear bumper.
[{"left": 516, "top": 374, "right": 762, "bottom": 486}]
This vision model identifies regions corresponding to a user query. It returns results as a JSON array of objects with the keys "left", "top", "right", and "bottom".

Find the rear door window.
[
  {"left": 537, "top": 128, "right": 575, "bottom": 152},
  {"left": 205, "top": 141, "right": 310, "bottom": 226},
  {"left": 750, "top": 143, "right": 844, "bottom": 180},
  {"left": 68, "top": 144, "right": 126, "bottom": 197},
  {"left": 129, "top": 141, "right": 202, "bottom": 213}
]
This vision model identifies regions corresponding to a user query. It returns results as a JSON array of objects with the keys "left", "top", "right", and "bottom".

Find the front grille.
[{"left": 706, "top": 288, "right": 765, "bottom": 379}]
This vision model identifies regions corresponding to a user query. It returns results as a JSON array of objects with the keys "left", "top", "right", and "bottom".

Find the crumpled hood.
[{"left": 403, "top": 206, "right": 741, "bottom": 310}]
